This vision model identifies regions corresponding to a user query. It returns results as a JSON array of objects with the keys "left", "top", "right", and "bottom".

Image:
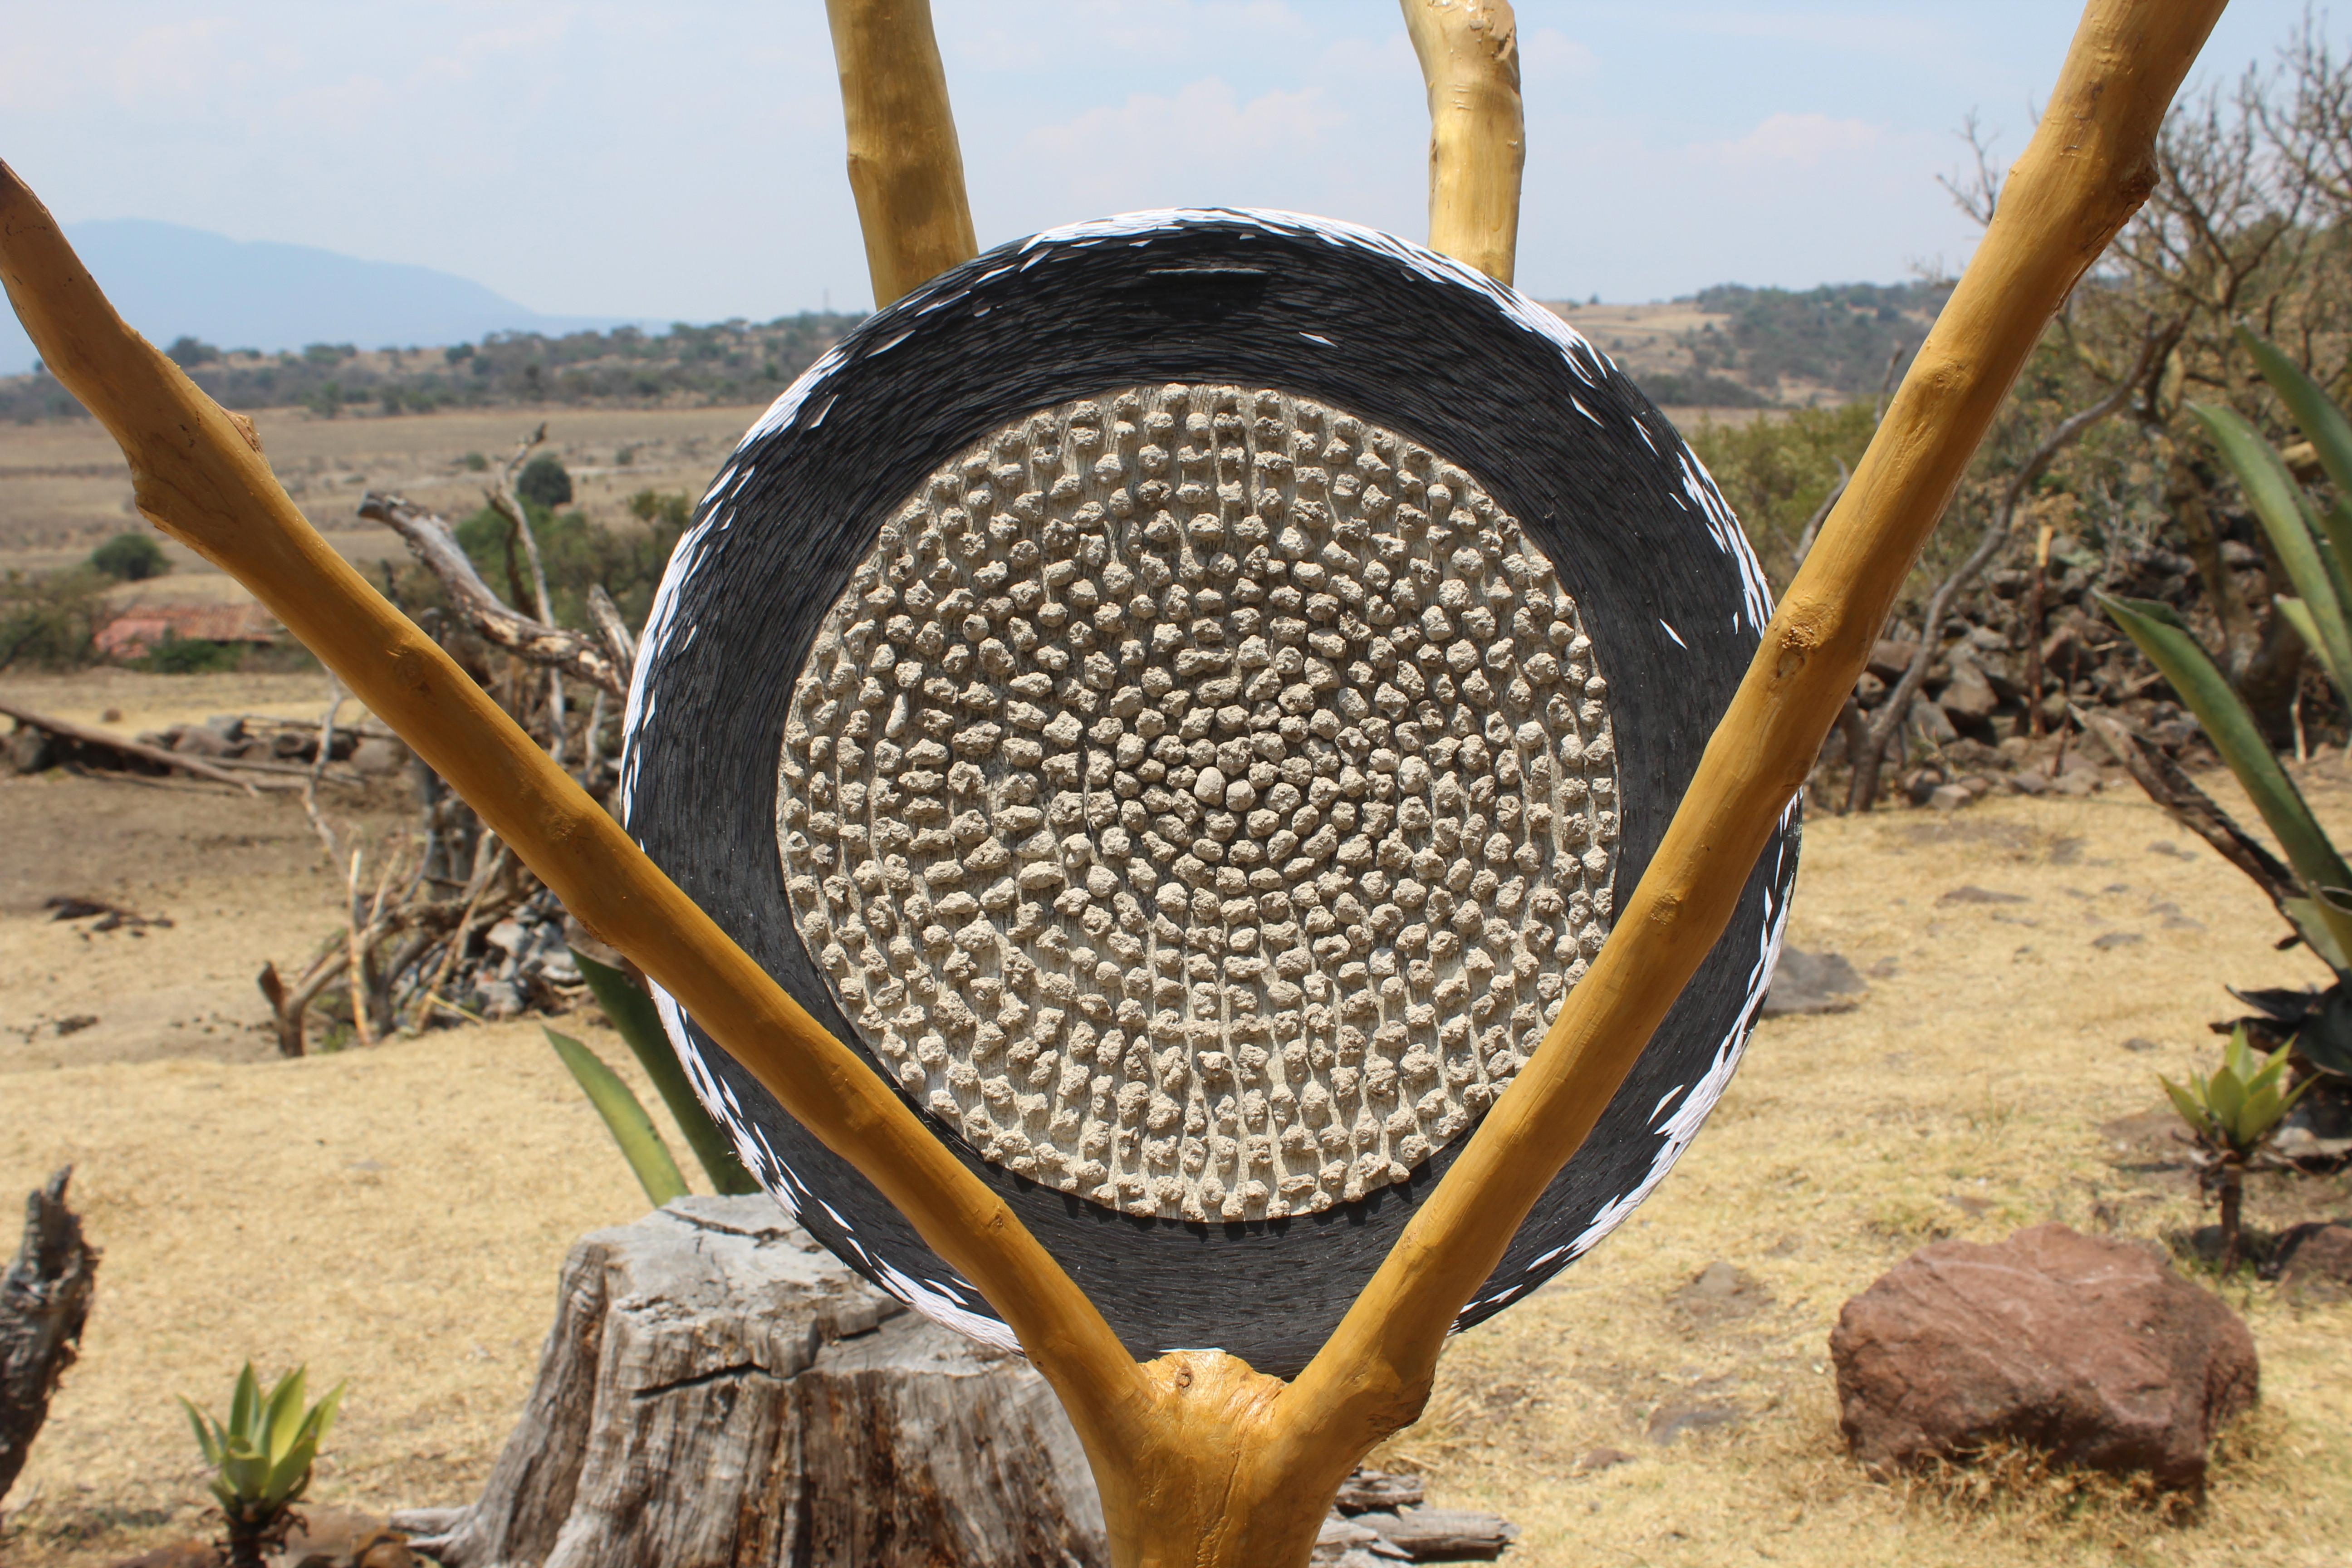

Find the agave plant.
[
  {"left": 2098, "top": 325, "right": 2352, "bottom": 1078},
  {"left": 543, "top": 949, "right": 756, "bottom": 1206},
  {"left": 571, "top": 949, "right": 755, "bottom": 1196},
  {"left": 2161, "top": 1027, "right": 2312, "bottom": 1267},
  {"left": 178, "top": 1364, "right": 345, "bottom": 1568}
]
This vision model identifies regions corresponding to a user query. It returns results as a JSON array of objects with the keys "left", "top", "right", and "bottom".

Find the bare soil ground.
[{"left": 3, "top": 692, "right": 2350, "bottom": 1567}]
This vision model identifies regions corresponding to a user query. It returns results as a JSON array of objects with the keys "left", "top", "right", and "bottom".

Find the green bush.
[
  {"left": 517, "top": 453, "right": 573, "bottom": 509},
  {"left": 453, "top": 499, "right": 686, "bottom": 632},
  {"left": 0, "top": 568, "right": 109, "bottom": 670},
  {"left": 89, "top": 531, "right": 169, "bottom": 582},
  {"left": 1685, "top": 400, "right": 1878, "bottom": 583},
  {"left": 627, "top": 489, "right": 692, "bottom": 529},
  {"left": 139, "top": 631, "right": 246, "bottom": 674},
  {"left": 164, "top": 336, "right": 221, "bottom": 368}
]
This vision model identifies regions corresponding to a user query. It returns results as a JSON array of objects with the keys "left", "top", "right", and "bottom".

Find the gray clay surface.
[{"left": 777, "top": 384, "right": 1618, "bottom": 1221}]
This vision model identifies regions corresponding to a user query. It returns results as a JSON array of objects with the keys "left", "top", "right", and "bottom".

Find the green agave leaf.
[
  {"left": 227, "top": 1363, "right": 260, "bottom": 1445},
  {"left": 304, "top": 1381, "right": 346, "bottom": 1446},
  {"left": 2298, "top": 990, "right": 2352, "bottom": 1076},
  {"left": 2209, "top": 1059, "right": 2249, "bottom": 1137},
  {"left": 287, "top": 1381, "right": 346, "bottom": 1469},
  {"left": 208, "top": 1477, "right": 240, "bottom": 1514},
  {"left": 572, "top": 949, "right": 756, "bottom": 1196},
  {"left": 2245, "top": 1041, "right": 2296, "bottom": 1099},
  {"left": 2280, "top": 898, "right": 2352, "bottom": 973},
  {"left": 2099, "top": 593, "right": 2352, "bottom": 968},
  {"left": 2160, "top": 1075, "right": 2213, "bottom": 1140},
  {"left": 2276, "top": 596, "right": 2352, "bottom": 701},
  {"left": 179, "top": 1397, "right": 224, "bottom": 1467},
  {"left": 259, "top": 1431, "right": 319, "bottom": 1511},
  {"left": 2191, "top": 403, "right": 2352, "bottom": 701},
  {"left": 546, "top": 1027, "right": 689, "bottom": 1207},
  {"left": 2239, "top": 326, "right": 2352, "bottom": 502},
  {"left": 261, "top": 1367, "right": 308, "bottom": 1460},
  {"left": 220, "top": 1445, "right": 270, "bottom": 1505}
]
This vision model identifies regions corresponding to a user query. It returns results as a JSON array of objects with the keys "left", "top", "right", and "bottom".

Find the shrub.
[
  {"left": 164, "top": 336, "right": 221, "bottom": 368},
  {"left": 627, "top": 489, "right": 692, "bottom": 529},
  {"left": 453, "top": 500, "right": 686, "bottom": 632},
  {"left": 517, "top": 453, "right": 574, "bottom": 509},
  {"left": 140, "top": 631, "right": 245, "bottom": 674},
  {"left": 0, "top": 568, "right": 109, "bottom": 669},
  {"left": 89, "top": 530, "right": 169, "bottom": 581}
]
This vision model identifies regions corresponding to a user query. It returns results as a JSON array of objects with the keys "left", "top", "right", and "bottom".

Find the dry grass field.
[
  {"left": 1, "top": 666, "right": 2348, "bottom": 1568},
  {"left": 0, "top": 403, "right": 771, "bottom": 592}
]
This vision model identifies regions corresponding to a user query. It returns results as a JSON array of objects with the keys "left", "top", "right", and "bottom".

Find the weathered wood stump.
[
  {"left": 1, "top": 1166, "right": 99, "bottom": 1504},
  {"left": 392, "top": 1196, "right": 1105, "bottom": 1568}
]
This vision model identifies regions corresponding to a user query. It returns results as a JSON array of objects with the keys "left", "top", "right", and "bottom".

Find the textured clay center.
[{"left": 776, "top": 384, "right": 1618, "bottom": 1222}]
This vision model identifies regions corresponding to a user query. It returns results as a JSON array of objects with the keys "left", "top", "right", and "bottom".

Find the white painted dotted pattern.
[{"left": 775, "top": 384, "right": 1618, "bottom": 1221}]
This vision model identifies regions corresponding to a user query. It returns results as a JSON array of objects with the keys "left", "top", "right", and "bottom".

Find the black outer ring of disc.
[{"left": 623, "top": 209, "right": 1798, "bottom": 1376}]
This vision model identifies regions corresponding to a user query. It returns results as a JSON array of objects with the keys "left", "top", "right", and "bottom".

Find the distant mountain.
[{"left": 0, "top": 220, "right": 637, "bottom": 374}]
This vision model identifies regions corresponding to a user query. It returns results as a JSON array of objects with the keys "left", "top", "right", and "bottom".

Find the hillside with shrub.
[{"left": 0, "top": 313, "right": 864, "bottom": 424}]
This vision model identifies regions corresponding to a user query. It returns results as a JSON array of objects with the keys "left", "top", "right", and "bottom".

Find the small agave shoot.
[
  {"left": 2161, "top": 1027, "right": 2312, "bottom": 1268},
  {"left": 2101, "top": 326, "right": 2352, "bottom": 1080},
  {"left": 178, "top": 1364, "right": 345, "bottom": 1568}
]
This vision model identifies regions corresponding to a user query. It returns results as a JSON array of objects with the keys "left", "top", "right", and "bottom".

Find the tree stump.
[
  {"left": 1, "top": 1166, "right": 99, "bottom": 1504},
  {"left": 392, "top": 1196, "right": 1105, "bottom": 1568}
]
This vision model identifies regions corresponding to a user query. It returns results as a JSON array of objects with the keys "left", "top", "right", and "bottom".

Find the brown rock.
[
  {"left": 1868, "top": 639, "right": 1919, "bottom": 681},
  {"left": 2274, "top": 1220, "right": 2352, "bottom": 1301},
  {"left": 8, "top": 725, "right": 56, "bottom": 774},
  {"left": 350, "top": 738, "right": 410, "bottom": 776},
  {"left": 1830, "top": 1223, "right": 2257, "bottom": 1488},
  {"left": 273, "top": 1507, "right": 401, "bottom": 1568},
  {"left": 108, "top": 1545, "right": 218, "bottom": 1568},
  {"left": 1938, "top": 661, "right": 2000, "bottom": 723}
]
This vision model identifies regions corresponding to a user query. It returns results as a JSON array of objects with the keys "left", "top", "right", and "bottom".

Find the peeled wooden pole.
[
  {"left": 1401, "top": 0, "right": 1524, "bottom": 284},
  {"left": 1280, "top": 0, "right": 2230, "bottom": 1454},
  {"left": 0, "top": 0, "right": 2220, "bottom": 1561},
  {"left": 0, "top": 161, "right": 1142, "bottom": 1478},
  {"left": 825, "top": 0, "right": 979, "bottom": 307}
]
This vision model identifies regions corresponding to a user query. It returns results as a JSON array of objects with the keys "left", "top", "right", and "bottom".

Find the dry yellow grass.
[
  {"left": 2, "top": 739, "right": 2349, "bottom": 1564},
  {"left": 0, "top": 402, "right": 766, "bottom": 578}
]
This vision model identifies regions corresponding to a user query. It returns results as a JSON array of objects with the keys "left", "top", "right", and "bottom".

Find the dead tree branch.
[
  {"left": 0, "top": 1167, "right": 98, "bottom": 1505},
  {"left": 358, "top": 493, "right": 625, "bottom": 697},
  {"left": 489, "top": 426, "right": 566, "bottom": 762}
]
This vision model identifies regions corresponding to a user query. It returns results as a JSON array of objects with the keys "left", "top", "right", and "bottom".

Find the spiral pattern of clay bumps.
[{"left": 777, "top": 382, "right": 1619, "bottom": 1222}]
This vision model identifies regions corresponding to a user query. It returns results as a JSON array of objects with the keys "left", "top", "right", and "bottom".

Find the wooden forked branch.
[{"left": 0, "top": 0, "right": 2222, "bottom": 1561}]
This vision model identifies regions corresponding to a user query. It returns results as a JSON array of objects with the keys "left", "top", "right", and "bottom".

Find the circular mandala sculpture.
[
  {"left": 778, "top": 385, "right": 1619, "bottom": 1222},
  {"left": 625, "top": 209, "right": 1798, "bottom": 1375}
]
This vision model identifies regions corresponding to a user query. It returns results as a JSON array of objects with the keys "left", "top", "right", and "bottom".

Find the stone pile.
[{"left": 1838, "top": 542, "right": 2220, "bottom": 809}]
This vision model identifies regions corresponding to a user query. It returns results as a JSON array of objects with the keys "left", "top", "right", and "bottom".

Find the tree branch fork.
[{"left": 0, "top": 0, "right": 2222, "bottom": 1561}]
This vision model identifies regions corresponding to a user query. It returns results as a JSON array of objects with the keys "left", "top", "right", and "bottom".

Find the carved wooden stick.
[
  {"left": 0, "top": 159, "right": 1145, "bottom": 1468},
  {"left": 826, "top": 0, "right": 979, "bottom": 306},
  {"left": 1282, "top": 0, "right": 2229, "bottom": 1451},
  {"left": 1402, "top": 0, "right": 1524, "bottom": 284}
]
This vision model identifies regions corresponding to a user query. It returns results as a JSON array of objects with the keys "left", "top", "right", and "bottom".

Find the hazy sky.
[{"left": 0, "top": 2, "right": 2328, "bottom": 319}]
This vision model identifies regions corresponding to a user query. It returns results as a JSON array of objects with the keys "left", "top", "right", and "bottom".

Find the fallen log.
[
  {"left": 0, "top": 698, "right": 264, "bottom": 793},
  {"left": 0, "top": 1167, "right": 99, "bottom": 1504}
]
